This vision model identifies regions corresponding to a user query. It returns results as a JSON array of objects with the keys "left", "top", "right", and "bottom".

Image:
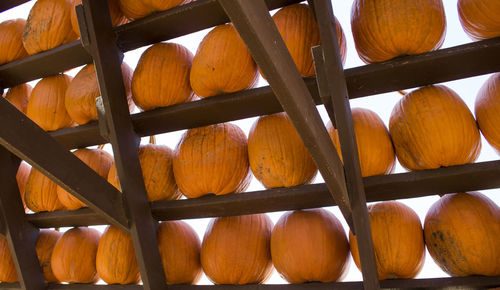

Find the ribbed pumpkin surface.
[
  {"left": 424, "top": 192, "right": 500, "bottom": 276},
  {"left": 132, "top": 43, "right": 194, "bottom": 111},
  {"left": 70, "top": 0, "right": 128, "bottom": 37},
  {"left": 271, "top": 209, "right": 349, "bottom": 283},
  {"left": 458, "top": 0, "right": 500, "bottom": 40},
  {"left": 389, "top": 85, "right": 481, "bottom": 170},
  {"left": 351, "top": 0, "right": 446, "bottom": 63},
  {"left": 25, "top": 168, "right": 65, "bottom": 212},
  {"left": 36, "top": 229, "right": 62, "bottom": 283},
  {"left": 201, "top": 214, "right": 273, "bottom": 285},
  {"left": 0, "top": 19, "right": 28, "bottom": 65},
  {"left": 190, "top": 24, "right": 258, "bottom": 98},
  {"left": 5, "top": 83, "right": 32, "bottom": 114},
  {"left": 350, "top": 201, "right": 425, "bottom": 279},
  {"left": 248, "top": 112, "right": 317, "bottom": 188},
  {"left": 0, "top": 236, "right": 17, "bottom": 283},
  {"left": 119, "top": 0, "right": 191, "bottom": 20},
  {"left": 475, "top": 73, "right": 500, "bottom": 154},
  {"left": 23, "top": 0, "right": 78, "bottom": 55},
  {"left": 16, "top": 161, "right": 31, "bottom": 212}
]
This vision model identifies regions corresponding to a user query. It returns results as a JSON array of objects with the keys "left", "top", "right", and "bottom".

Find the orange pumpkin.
[
  {"left": 351, "top": 0, "right": 446, "bottom": 63},
  {"left": 25, "top": 168, "right": 65, "bottom": 212},
  {"left": 0, "top": 19, "right": 28, "bottom": 65},
  {"left": 270, "top": 208, "right": 349, "bottom": 283},
  {"left": 70, "top": 0, "right": 128, "bottom": 37},
  {"left": 57, "top": 147, "right": 113, "bottom": 210},
  {"left": 51, "top": 227, "right": 101, "bottom": 283},
  {"left": 23, "top": 0, "right": 78, "bottom": 55},
  {"left": 27, "top": 74, "right": 74, "bottom": 132},
  {"left": 36, "top": 229, "right": 62, "bottom": 283},
  {"left": 65, "top": 63, "right": 134, "bottom": 125},
  {"left": 458, "top": 0, "right": 500, "bottom": 40},
  {"left": 131, "top": 43, "right": 194, "bottom": 111},
  {"left": 389, "top": 85, "right": 481, "bottom": 170},
  {"left": 173, "top": 123, "right": 251, "bottom": 198},
  {"left": 327, "top": 108, "right": 395, "bottom": 177},
  {"left": 201, "top": 214, "right": 273, "bottom": 284},
  {"left": 248, "top": 112, "right": 317, "bottom": 188},
  {"left": 424, "top": 192, "right": 500, "bottom": 276},
  {"left": 16, "top": 161, "right": 31, "bottom": 212},
  {"left": 96, "top": 226, "right": 140, "bottom": 285},
  {"left": 0, "top": 236, "right": 17, "bottom": 283},
  {"left": 5, "top": 84, "right": 32, "bottom": 114},
  {"left": 190, "top": 24, "right": 258, "bottom": 98},
  {"left": 475, "top": 73, "right": 500, "bottom": 154},
  {"left": 119, "top": 0, "right": 191, "bottom": 20},
  {"left": 272, "top": 4, "right": 346, "bottom": 77},
  {"left": 350, "top": 201, "right": 425, "bottom": 279},
  {"left": 157, "top": 221, "right": 202, "bottom": 285}
]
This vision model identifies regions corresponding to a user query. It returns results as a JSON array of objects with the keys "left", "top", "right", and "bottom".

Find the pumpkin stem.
[
  {"left": 97, "top": 144, "right": 105, "bottom": 150},
  {"left": 438, "top": 193, "right": 445, "bottom": 197},
  {"left": 149, "top": 135, "right": 156, "bottom": 145},
  {"left": 54, "top": 227, "right": 60, "bottom": 232},
  {"left": 397, "top": 90, "right": 407, "bottom": 96}
]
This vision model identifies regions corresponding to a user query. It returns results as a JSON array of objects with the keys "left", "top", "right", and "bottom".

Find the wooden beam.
[{"left": 0, "top": 0, "right": 30, "bottom": 13}]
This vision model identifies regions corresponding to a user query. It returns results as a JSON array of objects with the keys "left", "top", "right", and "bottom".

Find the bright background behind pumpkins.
[{"left": 1, "top": 0, "right": 499, "bottom": 284}]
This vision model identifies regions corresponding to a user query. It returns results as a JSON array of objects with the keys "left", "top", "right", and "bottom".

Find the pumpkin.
[
  {"left": 23, "top": 0, "right": 78, "bottom": 55},
  {"left": 57, "top": 147, "right": 113, "bottom": 210},
  {"left": 327, "top": 108, "right": 395, "bottom": 177},
  {"left": 96, "top": 226, "right": 140, "bottom": 285},
  {"left": 5, "top": 83, "right": 32, "bottom": 114},
  {"left": 271, "top": 3, "right": 346, "bottom": 77},
  {"left": 36, "top": 229, "right": 62, "bottom": 283},
  {"left": 173, "top": 123, "right": 251, "bottom": 198},
  {"left": 119, "top": 0, "right": 191, "bottom": 20},
  {"left": 131, "top": 43, "right": 194, "bottom": 111},
  {"left": 51, "top": 227, "right": 101, "bottom": 283},
  {"left": 270, "top": 208, "right": 349, "bottom": 283},
  {"left": 389, "top": 85, "right": 481, "bottom": 170},
  {"left": 25, "top": 168, "right": 65, "bottom": 212},
  {"left": 248, "top": 112, "right": 317, "bottom": 188},
  {"left": 27, "top": 74, "right": 74, "bottom": 132},
  {"left": 201, "top": 214, "right": 273, "bottom": 284},
  {"left": 351, "top": 0, "right": 446, "bottom": 63},
  {"left": 0, "top": 236, "right": 17, "bottom": 283},
  {"left": 16, "top": 161, "right": 31, "bottom": 212},
  {"left": 190, "top": 24, "right": 258, "bottom": 98},
  {"left": 350, "top": 201, "right": 425, "bottom": 280},
  {"left": 458, "top": 0, "right": 500, "bottom": 40},
  {"left": 424, "top": 192, "right": 500, "bottom": 276},
  {"left": 475, "top": 73, "right": 500, "bottom": 154},
  {"left": 0, "top": 19, "right": 28, "bottom": 65},
  {"left": 66, "top": 63, "right": 134, "bottom": 125},
  {"left": 108, "top": 137, "right": 181, "bottom": 202},
  {"left": 157, "top": 221, "right": 202, "bottom": 285},
  {"left": 70, "top": 0, "right": 128, "bottom": 37}
]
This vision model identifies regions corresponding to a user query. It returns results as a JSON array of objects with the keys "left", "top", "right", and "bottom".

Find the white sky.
[{"left": 1, "top": 0, "right": 499, "bottom": 285}]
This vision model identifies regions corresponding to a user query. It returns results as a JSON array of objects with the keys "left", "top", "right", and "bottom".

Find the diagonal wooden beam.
[
  {"left": 0, "top": 97, "right": 129, "bottom": 232},
  {"left": 217, "top": 0, "right": 353, "bottom": 229},
  {"left": 78, "top": 1, "right": 167, "bottom": 289}
]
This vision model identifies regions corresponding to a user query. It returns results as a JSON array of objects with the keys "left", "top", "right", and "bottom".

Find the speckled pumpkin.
[
  {"left": 36, "top": 229, "right": 62, "bottom": 283},
  {"left": 0, "top": 19, "right": 28, "bottom": 65},
  {"left": 25, "top": 168, "right": 65, "bottom": 212},
  {"left": 475, "top": 73, "right": 500, "bottom": 154},
  {"left": 70, "top": 0, "right": 128, "bottom": 37},
  {"left": 458, "top": 0, "right": 500, "bottom": 40},
  {"left": 0, "top": 236, "right": 17, "bottom": 283},
  {"left": 119, "top": 0, "right": 191, "bottom": 20},
  {"left": 5, "top": 83, "right": 32, "bottom": 114}
]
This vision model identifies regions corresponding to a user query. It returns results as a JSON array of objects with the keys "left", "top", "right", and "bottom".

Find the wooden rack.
[{"left": 0, "top": 0, "right": 499, "bottom": 289}]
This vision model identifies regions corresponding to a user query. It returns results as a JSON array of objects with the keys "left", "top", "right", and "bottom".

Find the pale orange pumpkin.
[
  {"left": 190, "top": 24, "right": 258, "bottom": 98},
  {"left": 173, "top": 123, "right": 251, "bottom": 198},
  {"left": 25, "top": 168, "right": 65, "bottom": 212},
  {"left": 351, "top": 0, "right": 446, "bottom": 63},
  {"left": 0, "top": 19, "right": 28, "bottom": 65},
  {"left": 270, "top": 208, "right": 349, "bottom": 283},
  {"left": 389, "top": 85, "right": 481, "bottom": 170},
  {"left": 424, "top": 192, "right": 500, "bottom": 276},
  {"left": 119, "top": 0, "right": 191, "bottom": 20},
  {"left": 36, "top": 229, "right": 62, "bottom": 283},
  {"left": 131, "top": 43, "right": 194, "bottom": 111},
  {"left": 157, "top": 221, "right": 202, "bottom": 285},
  {"left": 458, "top": 0, "right": 500, "bottom": 40},
  {"left": 70, "top": 0, "right": 128, "bottom": 37},
  {"left": 65, "top": 63, "right": 134, "bottom": 125},
  {"left": 248, "top": 112, "right": 317, "bottom": 188},
  {"left": 23, "top": 0, "right": 78, "bottom": 55},
  {"left": 96, "top": 226, "right": 140, "bottom": 285},
  {"left": 475, "top": 73, "right": 500, "bottom": 154},
  {"left": 16, "top": 161, "right": 31, "bottom": 212},
  {"left": 350, "top": 201, "right": 425, "bottom": 280},
  {"left": 0, "top": 236, "right": 17, "bottom": 283},
  {"left": 327, "top": 108, "right": 395, "bottom": 177},
  {"left": 57, "top": 147, "right": 113, "bottom": 210},
  {"left": 272, "top": 3, "right": 346, "bottom": 77},
  {"left": 5, "top": 84, "right": 32, "bottom": 114},
  {"left": 27, "top": 74, "right": 74, "bottom": 132},
  {"left": 51, "top": 227, "right": 101, "bottom": 283},
  {"left": 201, "top": 214, "right": 273, "bottom": 285}
]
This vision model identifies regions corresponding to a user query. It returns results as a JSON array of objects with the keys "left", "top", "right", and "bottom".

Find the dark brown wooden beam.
[
  {"left": 0, "top": 0, "right": 30, "bottom": 13},
  {"left": 78, "top": 1, "right": 167, "bottom": 288}
]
